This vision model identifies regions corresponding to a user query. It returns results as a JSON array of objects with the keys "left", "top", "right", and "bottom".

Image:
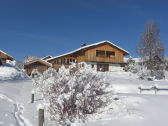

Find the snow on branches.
[
  {"left": 31, "top": 65, "right": 109, "bottom": 125},
  {"left": 24, "top": 55, "right": 39, "bottom": 63}
]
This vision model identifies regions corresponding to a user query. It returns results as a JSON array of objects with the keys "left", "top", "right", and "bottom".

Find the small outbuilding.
[{"left": 24, "top": 59, "right": 52, "bottom": 75}]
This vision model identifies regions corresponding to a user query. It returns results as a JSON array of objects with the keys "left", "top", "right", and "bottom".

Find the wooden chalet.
[
  {"left": 0, "top": 50, "right": 14, "bottom": 64},
  {"left": 24, "top": 40, "right": 129, "bottom": 75},
  {"left": 47, "top": 41, "right": 129, "bottom": 72},
  {"left": 24, "top": 59, "right": 52, "bottom": 75}
]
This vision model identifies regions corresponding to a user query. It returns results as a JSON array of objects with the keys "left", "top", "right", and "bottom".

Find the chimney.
[{"left": 81, "top": 43, "right": 87, "bottom": 47}]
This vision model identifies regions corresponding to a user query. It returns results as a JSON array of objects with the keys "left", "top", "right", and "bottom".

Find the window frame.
[
  {"left": 96, "top": 50, "right": 106, "bottom": 57},
  {"left": 106, "top": 51, "right": 115, "bottom": 58}
]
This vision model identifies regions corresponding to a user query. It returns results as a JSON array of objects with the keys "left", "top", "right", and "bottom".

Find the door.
[{"left": 97, "top": 64, "right": 109, "bottom": 72}]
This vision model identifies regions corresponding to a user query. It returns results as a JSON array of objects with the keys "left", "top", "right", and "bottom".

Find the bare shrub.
[
  {"left": 32, "top": 66, "right": 108, "bottom": 125},
  {"left": 24, "top": 55, "right": 39, "bottom": 63}
]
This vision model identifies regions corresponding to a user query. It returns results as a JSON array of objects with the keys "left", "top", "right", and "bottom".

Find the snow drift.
[{"left": 0, "top": 61, "right": 28, "bottom": 81}]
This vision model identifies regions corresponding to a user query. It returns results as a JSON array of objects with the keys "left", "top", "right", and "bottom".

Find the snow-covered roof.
[
  {"left": 24, "top": 59, "right": 52, "bottom": 67},
  {"left": 41, "top": 55, "right": 52, "bottom": 60},
  {"left": 0, "top": 50, "right": 13, "bottom": 59},
  {"left": 47, "top": 40, "right": 129, "bottom": 61}
]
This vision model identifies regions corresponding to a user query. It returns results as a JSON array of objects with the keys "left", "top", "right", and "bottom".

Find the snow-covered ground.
[
  {"left": 0, "top": 80, "right": 38, "bottom": 126},
  {"left": 80, "top": 94, "right": 168, "bottom": 126},
  {"left": 0, "top": 62, "right": 27, "bottom": 81},
  {"left": 77, "top": 72, "right": 168, "bottom": 126},
  {"left": 0, "top": 65, "right": 168, "bottom": 126},
  {"left": 0, "top": 62, "right": 37, "bottom": 126}
]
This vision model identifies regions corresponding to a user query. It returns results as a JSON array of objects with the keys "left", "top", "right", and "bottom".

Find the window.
[
  {"left": 72, "top": 59, "right": 75, "bottom": 62},
  {"left": 96, "top": 50, "right": 115, "bottom": 57},
  {"left": 62, "top": 58, "right": 65, "bottom": 64},
  {"left": 58, "top": 59, "right": 61, "bottom": 64},
  {"left": 0, "top": 58, "right": 2, "bottom": 65},
  {"left": 67, "top": 59, "right": 70, "bottom": 64},
  {"left": 1, "top": 58, "right": 6, "bottom": 60},
  {"left": 54, "top": 60, "right": 58, "bottom": 64},
  {"left": 106, "top": 51, "right": 115, "bottom": 57},
  {"left": 104, "top": 64, "right": 109, "bottom": 71},
  {"left": 96, "top": 50, "right": 105, "bottom": 57}
]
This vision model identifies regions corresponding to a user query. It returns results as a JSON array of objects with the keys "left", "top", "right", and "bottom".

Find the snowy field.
[
  {"left": 0, "top": 80, "right": 37, "bottom": 126},
  {"left": 0, "top": 69, "right": 168, "bottom": 126},
  {"left": 78, "top": 72, "right": 168, "bottom": 126}
]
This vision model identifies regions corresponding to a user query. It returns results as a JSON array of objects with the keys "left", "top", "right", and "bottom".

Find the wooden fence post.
[
  {"left": 31, "top": 93, "right": 34, "bottom": 103},
  {"left": 38, "top": 109, "right": 44, "bottom": 126},
  {"left": 138, "top": 87, "right": 142, "bottom": 93},
  {"left": 154, "top": 88, "right": 158, "bottom": 94}
]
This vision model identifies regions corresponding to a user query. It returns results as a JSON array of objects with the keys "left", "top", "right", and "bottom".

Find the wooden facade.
[
  {"left": 0, "top": 50, "right": 13, "bottom": 64},
  {"left": 84, "top": 43, "right": 126, "bottom": 63},
  {"left": 47, "top": 41, "right": 129, "bottom": 71},
  {"left": 24, "top": 59, "right": 52, "bottom": 75}
]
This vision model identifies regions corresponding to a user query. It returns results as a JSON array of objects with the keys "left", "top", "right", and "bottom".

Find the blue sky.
[{"left": 0, "top": 0, "right": 168, "bottom": 61}]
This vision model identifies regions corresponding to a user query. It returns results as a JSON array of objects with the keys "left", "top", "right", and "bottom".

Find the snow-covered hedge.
[
  {"left": 31, "top": 66, "right": 109, "bottom": 125},
  {"left": 124, "top": 57, "right": 165, "bottom": 80}
]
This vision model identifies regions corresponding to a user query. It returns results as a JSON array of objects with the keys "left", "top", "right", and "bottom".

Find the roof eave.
[{"left": 24, "top": 59, "right": 52, "bottom": 67}]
